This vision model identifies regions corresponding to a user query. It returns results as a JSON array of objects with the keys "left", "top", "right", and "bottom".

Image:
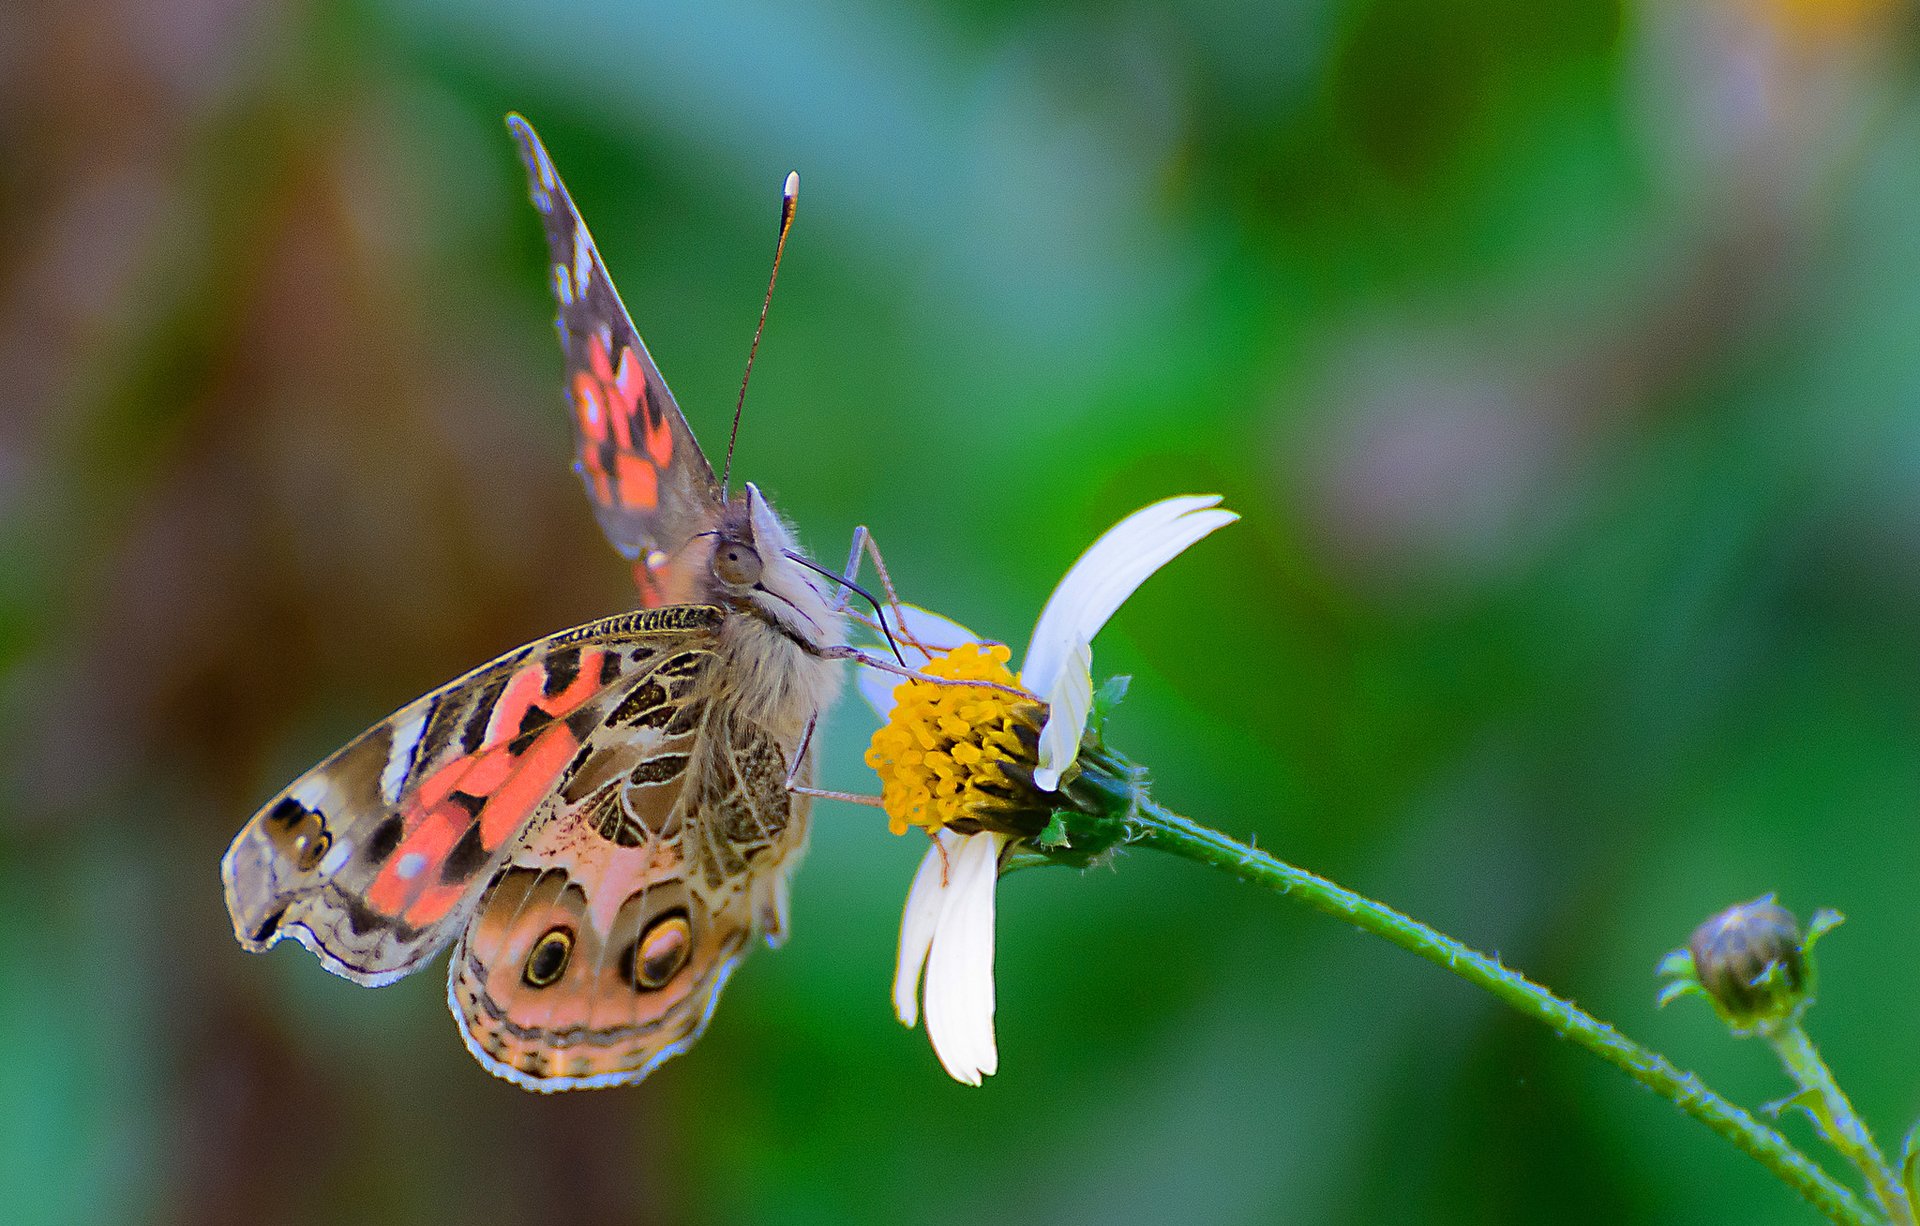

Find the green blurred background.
[{"left": 5, "top": 0, "right": 1920, "bottom": 1221}]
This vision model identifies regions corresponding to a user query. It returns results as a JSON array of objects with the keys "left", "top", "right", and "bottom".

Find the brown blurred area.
[{"left": 1, "top": 4, "right": 680, "bottom": 1222}]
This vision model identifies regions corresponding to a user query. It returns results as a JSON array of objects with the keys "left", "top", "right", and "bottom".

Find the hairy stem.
[
  {"left": 1128, "top": 798, "right": 1875, "bottom": 1226},
  {"left": 1770, "top": 1024, "right": 1912, "bottom": 1225}
]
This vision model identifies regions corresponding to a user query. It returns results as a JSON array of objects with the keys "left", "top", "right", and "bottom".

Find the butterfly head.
[{"left": 704, "top": 482, "right": 840, "bottom": 651}]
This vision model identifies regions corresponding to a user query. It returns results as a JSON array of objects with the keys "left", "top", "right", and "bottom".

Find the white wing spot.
[
  {"left": 572, "top": 223, "right": 592, "bottom": 297},
  {"left": 552, "top": 264, "right": 573, "bottom": 305},
  {"left": 382, "top": 707, "right": 428, "bottom": 805},
  {"left": 290, "top": 775, "right": 329, "bottom": 810},
  {"left": 534, "top": 142, "right": 557, "bottom": 191},
  {"left": 397, "top": 852, "right": 427, "bottom": 880},
  {"left": 318, "top": 839, "right": 352, "bottom": 877}
]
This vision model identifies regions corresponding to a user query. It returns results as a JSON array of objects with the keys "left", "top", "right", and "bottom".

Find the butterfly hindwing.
[
  {"left": 506, "top": 114, "right": 723, "bottom": 599},
  {"left": 450, "top": 689, "right": 808, "bottom": 1090},
  {"left": 222, "top": 605, "right": 728, "bottom": 987}
]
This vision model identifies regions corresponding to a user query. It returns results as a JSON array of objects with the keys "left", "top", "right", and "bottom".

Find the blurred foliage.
[{"left": 3, "top": 0, "right": 1920, "bottom": 1222}]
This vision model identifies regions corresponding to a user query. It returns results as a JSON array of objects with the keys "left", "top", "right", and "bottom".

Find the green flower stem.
[
  {"left": 1770, "top": 1023, "right": 1913, "bottom": 1225},
  {"left": 1127, "top": 798, "right": 1875, "bottom": 1226}
]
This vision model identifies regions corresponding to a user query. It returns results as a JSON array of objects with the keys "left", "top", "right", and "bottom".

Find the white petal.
[
  {"left": 1033, "top": 641, "right": 1092, "bottom": 791},
  {"left": 922, "top": 831, "right": 1006, "bottom": 1085},
  {"left": 856, "top": 603, "right": 989, "bottom": 720},
  {"left": 893, "top": 831, "right": 959, "bottom": 1026},
  {"left": 1021, "top": 496, "right": 1238, "bottom": 698}
]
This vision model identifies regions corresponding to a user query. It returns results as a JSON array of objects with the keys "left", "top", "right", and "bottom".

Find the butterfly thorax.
[{"left": 708, "top": 609, "right": 842, "bottom": 744}]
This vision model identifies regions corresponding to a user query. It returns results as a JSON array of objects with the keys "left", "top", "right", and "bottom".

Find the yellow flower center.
[{"left": 863, "top": 643, "right": 1046, "bottom": 836}]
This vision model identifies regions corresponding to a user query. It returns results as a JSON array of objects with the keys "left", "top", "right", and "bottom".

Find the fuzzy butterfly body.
[{"left": 223, "top": 116, "right": 843, "bottom": 1091}]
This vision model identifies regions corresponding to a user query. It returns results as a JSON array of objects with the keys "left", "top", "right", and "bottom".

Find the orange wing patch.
[
  {"left": 614, "top": 453, "right": 657, "bottom": 512},
  {"left": 507, "top": 115, "right": 723, "bottom": 568},
  {"left": 363, "top": 647, "right": 614, "bottom": 928},
  {"left": 571, "top": 332, "right": 669, "bottom": 513}
]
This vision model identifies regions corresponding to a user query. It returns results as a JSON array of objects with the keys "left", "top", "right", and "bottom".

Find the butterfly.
[{"left": 222, "top": 114, "right": 848, "bottom": 1091}]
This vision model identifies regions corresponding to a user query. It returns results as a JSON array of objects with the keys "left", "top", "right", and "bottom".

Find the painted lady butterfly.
[{"left": 223, "top": 115, "right": 849, "bottom": 1091}]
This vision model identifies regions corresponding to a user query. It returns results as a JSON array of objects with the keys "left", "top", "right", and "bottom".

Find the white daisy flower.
[{"left": 861, "top": 495, "right": 1238, "bottom": 1084}]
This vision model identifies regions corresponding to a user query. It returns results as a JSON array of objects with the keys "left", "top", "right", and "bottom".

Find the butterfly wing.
[
  {"left": 222, "top": 605, "right": 728, "bottom": 987},
  {"left": 230, "top": 117, "right": 818, "bottom": 1090},
  {"left": 507, "top": 114, "right": 723, "bottom": 602},
  {"left": 449, "top": 695, "right": 806, "bottom": 1091}
]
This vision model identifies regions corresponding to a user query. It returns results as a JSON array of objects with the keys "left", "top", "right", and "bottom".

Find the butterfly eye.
[
  {"left": 628, "top": 910, "right": 692, "bottom": 991},
  {"left": 523, "top": 927, "right": 574, "bottom": 988},
  {"left": 711, "top": 541, "right": 762, "bottom": 588}
]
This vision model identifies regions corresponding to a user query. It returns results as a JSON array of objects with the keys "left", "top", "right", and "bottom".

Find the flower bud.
[{"left": 1685, "top": 895, "right": 1809, "bottom": 1034}]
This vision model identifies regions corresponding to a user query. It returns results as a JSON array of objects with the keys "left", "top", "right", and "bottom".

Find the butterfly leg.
[
  {"left": 819, "top": 530, "right": 1033, "bottom": 701},
  {"left": 785, "top": 715, "right": 817, "bottom": 786},
  {"left": 827, "top": 526, "right": 903, "bottom": 625},
  {"left": 829, "top": 525, "right": 869, "bottom": 615},
  {"left": 815, "top": 645, "right": 1031, "bottom": 699},
  {"left": 829, "top": 526, "right": 969, "bottom": 667},
  {"left": 789, "top": 784, "right": 886, "bottom": 808},
  {"left": 802, "top": 537, "right": 1029, "bottom": 812},
  {"left": 852, "top": 528, "right": 970, "bottom": 662},
  {"left": 781, "top": 710, "right": 887, "bottom": 807},
  {"left": 852, "top": 526, "right": 910, "bottom": 625},
  {"left": 829, "top": 525, "right": 906, "bottom": 614}
]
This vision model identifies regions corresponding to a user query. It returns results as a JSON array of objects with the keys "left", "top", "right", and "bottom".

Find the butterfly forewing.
[
  {"left": 506, "top": 114, "right": 722, "bottom": 587},
  {"left": 222, "top": 606, "right": 727, "bottom": 987}
]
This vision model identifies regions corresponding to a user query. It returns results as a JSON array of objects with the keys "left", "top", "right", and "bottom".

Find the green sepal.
[
  {"left": 1016, "top": 742, "right": 1146, "bottom": 870},
  {"left": 1804, "top": 908, "right": 1845, "bottom": 953},
  {"left": 1036, "top": 812, "right": 1072, "bottom": 851},
  {"left": 1654, "top": 948, "right": 1700, "bottom": 1010},
  {"left": 1655, "top": 948, "right": 1696, "bottom": 979},
  {"left": 1722, "top": 953, "right": 1808, "bottom": 1038},
  {"left": 1761, "top": 1086, "right": 1826, "bottom": 1125},
  {"left": 1791, "top": 907, "right": 1843, "bottom": 1016},
  {"left": 1086, "top": 674, "right": 1131, "bottom": 738},
  {"left": 1749, "top": 959, "right": 1796, "bottom": 994},
  {"left": 1656, "top": 979, "right": 1702, "bottom": 1010}
]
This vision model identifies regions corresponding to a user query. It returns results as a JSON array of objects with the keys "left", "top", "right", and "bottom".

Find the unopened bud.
[{"left": 1686, "top": 895, "right": 1808, "bottom": 1034}]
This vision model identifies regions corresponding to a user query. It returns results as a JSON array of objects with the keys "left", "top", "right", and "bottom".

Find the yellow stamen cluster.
[{"left": 864, "top": 643, "right": 1046, "bottom": 836}]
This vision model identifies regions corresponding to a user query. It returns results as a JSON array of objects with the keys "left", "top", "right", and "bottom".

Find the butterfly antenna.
[{"left": 720, "top": 170, "right": 798, "bottom": 502}]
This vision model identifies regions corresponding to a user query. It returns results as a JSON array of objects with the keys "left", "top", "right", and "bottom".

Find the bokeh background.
[{"left": 5, "top": 0, "right": 1920, "bottom": 1222}]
